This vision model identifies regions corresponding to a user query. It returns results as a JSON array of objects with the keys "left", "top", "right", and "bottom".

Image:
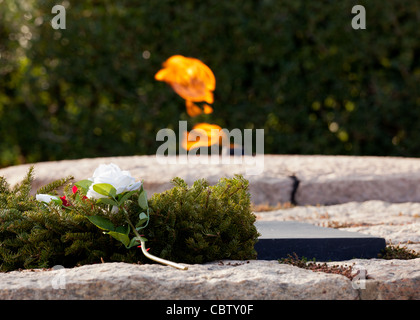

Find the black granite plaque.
[{"left": 254, "top": 221, "right": 386, "bottom": 261}]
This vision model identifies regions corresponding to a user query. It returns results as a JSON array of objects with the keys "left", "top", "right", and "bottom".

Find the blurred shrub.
[{"left": 1, "top": 0, "right": 419, "bottom": 167}]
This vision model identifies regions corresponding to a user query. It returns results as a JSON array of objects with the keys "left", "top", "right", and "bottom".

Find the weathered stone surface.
[
  {"left": 286, "top": 155, "right": 420, "bottom": 205},
  {"left": 330, "top": 259, "right": 420, "bottom": 300},
  {"left": 1, "top": 156, "right": 419, "bottom": 300},
  {"left": 0, "top": 155, "right": 293, "bottom": 205},
  {"left": 0, "top": 258, "right": 418, "bottom": 300},
  {"left": 2, "top": 155, "right": 420, "bottom": 205},
  {"left": 1, "top": 200, "right": 418, "bottom": 301},
  {"left": 253, "top": 200, "right": 420, "bottom": 299},
  {"left": 0, "top": 261, "right": 359, "bottom": 300}
]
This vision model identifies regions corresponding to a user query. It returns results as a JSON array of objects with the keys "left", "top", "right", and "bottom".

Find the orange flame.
[
  {"left": 155, "top": 55, "right": 215, "bottom": 117},
  {"left": 182, "top": 123, "right": 225, "bottom": 151}
]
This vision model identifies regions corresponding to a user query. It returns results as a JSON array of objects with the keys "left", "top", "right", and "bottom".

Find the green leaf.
[
  {"left": 136, "top": 212, "right": 149, "bottom": 229},
  {"left": 127, "top": 236, "right": 141, "bottom": 249},
  {"left": 117, "top": 190, "right": 137, "bottom": 206},
  {"left": 87, "top": 215, "right": 115, "bottom": 231},
  {"left": 75, "top": 180, "right": 93, "bottom": 193},
  {"left": 126, "top": 236, "right": 147, "bottom": 249},
  {"left": 138, "top": 190, "right": 148, "bottom": 210},
  {"left": 115, "top": 224, "right": 130, "bottom": 235},
  {"left": 139, "top": 211, "right": 148, "bottom": 221},
  {"left": 107, "top": 231, "right": 130, "bottom": 247},
  {"left": 51, "top": 198, "right": 63, "bottom": 206},
  {"left": 93, "top": 183, "right": 117, "bottom": 198},
  {"left": 97, "top": 197, "right": 119, "bottom": 207}
]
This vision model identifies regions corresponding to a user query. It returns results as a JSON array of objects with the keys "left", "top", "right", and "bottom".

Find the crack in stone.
[{"left": 289, "top": 175, "right": 300, "bottom": 205}]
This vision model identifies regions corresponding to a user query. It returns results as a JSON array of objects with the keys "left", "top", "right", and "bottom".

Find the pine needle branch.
[{"left": 36, "top": 175, "right": 74, "bottom": 195}]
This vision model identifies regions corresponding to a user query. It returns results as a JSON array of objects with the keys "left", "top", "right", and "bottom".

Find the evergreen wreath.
[{"left": 0, "top": 164, "right": 259, "bottom": 272}]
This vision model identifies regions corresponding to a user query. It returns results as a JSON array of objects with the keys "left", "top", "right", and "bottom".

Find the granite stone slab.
[{"left": 2, "top": 155, "right": 420, "bottom": 205}]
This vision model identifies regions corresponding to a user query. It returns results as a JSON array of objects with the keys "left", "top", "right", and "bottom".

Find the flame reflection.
[{"left": 181, "top": 123, "right": 225, "bottom": 151}]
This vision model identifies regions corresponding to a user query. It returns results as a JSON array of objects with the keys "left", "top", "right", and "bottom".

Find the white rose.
[
  {"left": 86, "top": 163, "right": 142, "bottom": 199},
  {"left": 36, "top": 194, "right": 60, "bottom": 203}
]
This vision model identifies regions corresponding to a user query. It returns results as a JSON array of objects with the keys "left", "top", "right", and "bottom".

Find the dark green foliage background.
[{"left": 1, "top": 1, "right": 419, "bottom": 167}]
